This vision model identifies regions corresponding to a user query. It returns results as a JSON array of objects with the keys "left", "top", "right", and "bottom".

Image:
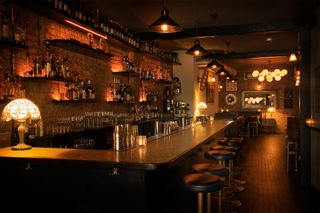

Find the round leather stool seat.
[
  {"left": 210, "top": 145, "right": 238, "bottom": 152},
  {"left": 205, "top": 150, "right": 237, "bottom": 161},
  {"left": 219, "top": 140, "right": 242, "bottom": 147},
  {"left": 180, "top": 173, "right": 224, "bottom": 193},
  {"left": 191, "top": 163, "right": 229, "bottom": 177},
  {"left": 230, "top": 137, "right": 245, "bottom": 142}
]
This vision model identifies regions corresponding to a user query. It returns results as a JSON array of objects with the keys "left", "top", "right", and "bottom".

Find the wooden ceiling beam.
[
  {"left": 204, "top": 49, "right": 298, "bottom": 60},
  {"left": 138, "top": 16, "right": 314, "bottom": 40}
]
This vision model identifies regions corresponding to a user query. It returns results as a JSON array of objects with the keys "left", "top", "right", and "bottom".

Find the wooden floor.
[{"left": 233, "top": 134, "right": 320, "bottom": 213}]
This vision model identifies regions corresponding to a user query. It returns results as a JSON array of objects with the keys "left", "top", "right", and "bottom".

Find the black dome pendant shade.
[
  {"left": 149, "top": 8, "right": 183, "bottom": 33},
  {"left": 185, "top": 39, "right": 207, "bottom": 56}
]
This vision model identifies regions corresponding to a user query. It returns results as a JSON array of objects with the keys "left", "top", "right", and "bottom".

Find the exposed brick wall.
[{"left": 0, "top": 2, "right": 172, "bottom": 134}]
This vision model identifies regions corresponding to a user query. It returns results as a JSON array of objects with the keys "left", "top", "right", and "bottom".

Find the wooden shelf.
[
  {"left": 106, "top": 101, "right": 135, "bottom": 104},
  {"left": 0, "top": 99, "right": 13, "bottom": 104},
  {"left": 21, "top": 76, "right": 75, "bottom": 83},
  {"left": 45, "top": 39, "right": 114, "bottom": 58},
  {"left": 52, "top": 99, "right": 96, "bottom": 103},
  {"left": 158, "top": 79, "right": 174, "bottom": 84},
  {"left": 140, "top": 51, "right": 180, "bottom": 65},
  {"left": 14, "top": 0, "right": 137, "bottom": 53},
  {"left": 112, "top": 70, "right": 139, "bottom": 77},
  {"left": 0, "top": 40, "right": 28, "bottom": 49}
]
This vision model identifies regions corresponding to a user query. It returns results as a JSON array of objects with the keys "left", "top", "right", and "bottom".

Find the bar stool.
[
  {"left": 247, "top": 119, "right": 259, "bottom": 136},
  {"left": 180, "top": 173, "right": 223, "bottom": 213},
  {"left": 218, "top": 140, "right": 246, "bottom": 186},
  {"left": 205, "top": 150, "right": 244, "bottom": 190},
  {"left": 210, "top": 145, "right": 239, "bottom": 153},
  {"left": 204, "top": 150, "right": 242, "bottom": 209},
  {"left": 191, "top": 163, "right": 228, "bottom": 212}
]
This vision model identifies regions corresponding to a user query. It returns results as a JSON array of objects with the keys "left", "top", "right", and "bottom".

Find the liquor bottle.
[
  {"left": 66, "top": 84, "right": 72, "bottom": 100},
  {"left": 19, "top": 18, "right": 26, "bottom": 45},
  {"left": 54, "top": 0, "right": 59, "bottom": 9},
  {"left": 58, "top": 0, "right": 64, "bottom": 11},
  {"left": 63, "top": 0, "right": 69, "bottom": 14},
  {"left": 65, "top": 66, "right": 71, "bottom": 80},
  {"left": 13, "top": 15, "right": 22, "bottom": 44},
  {"left": 1, "top": 9, "right": 11, "bottom": 41},
  {"left": 33, "top": 56, "right": 41, "bottom": 77},
  {"left": 74, "top": 0, "right": 80, "bottom": 20},
  {"left": 80, "top": 80, "right": 86, "bottom": 100}
]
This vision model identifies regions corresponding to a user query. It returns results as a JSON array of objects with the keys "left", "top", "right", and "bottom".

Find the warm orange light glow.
[
  {"left": 136, "top": 135, "right": 147, "bottom": 146},
  {"left": 211, "top": 77, "right": 216, "bottom": 82},
  {"left": 65, "top": 19, "right": 107, "bottom": 39},
  {"left": 267, "top": 106, "right": 276, "bottom": 113},
  {"left": 194, "top": 50, "right": 200, "bottom": 56},
  {"left": 289, "top": 53, "right": 297, "bottom": 62},
  {"left": 306, "top": 118, "right": 315, "bottom": 125},
  {"left": 161, "top": 24, "right": 169, "bottom": 32}
]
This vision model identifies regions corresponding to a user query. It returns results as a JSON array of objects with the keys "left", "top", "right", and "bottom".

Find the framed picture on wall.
[
  {"left": 284, "top": 88, "right": 294, "bottom": 109},
  {"left": 226, "top": 80, "right": 238, "bottom": 91},
  {"left": 206, "top": 83, "right": 215, "bottom": 103},
  {"left": 316, "top": 66, "right": 320, "bottom": 113},
  {"left": 244, "top": 72, "right": 255, "bottom": 80}
]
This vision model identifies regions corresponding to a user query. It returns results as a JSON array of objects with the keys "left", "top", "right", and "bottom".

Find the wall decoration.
[
  {"left": 316, "top": 66, "right": 320, "bottom": 113},
  {"left": 244, "top": 72, "right": 255, "bottom": 80},
  {"left": 206, "top": 83, "right": 215, "bottom": 103},
  {"left": 241, "top": 90, "right": 277, "bottom": 109},
  {"left": 225, "top": 93, "right": 237, "bottom": 105},
  {"left": 284, "top": 88, "right": 294, "bottom": 109},
  {"left": 226, "top": 80, "right": 237, "bottom": 91}
]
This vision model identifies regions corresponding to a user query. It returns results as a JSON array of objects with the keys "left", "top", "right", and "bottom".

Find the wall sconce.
[
  {"left": 257, "top": 82, "right": 261, "bottom": 89},
  {"left": 289, "top": 52, "right": 298, "bottom": 62},
  {"left": 295, "top": 70, "right": 300, "bottom": 86},
  {"left": 1, "top": 99, "right": 41, "bottom": 150},
  {"left": 265, "top": 33, "right": 272, "bottom": 42}
]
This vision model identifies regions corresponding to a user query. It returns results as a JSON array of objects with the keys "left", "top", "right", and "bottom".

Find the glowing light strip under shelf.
[{"left": 65, "top": 19, "right": 107, "bottom": 39}]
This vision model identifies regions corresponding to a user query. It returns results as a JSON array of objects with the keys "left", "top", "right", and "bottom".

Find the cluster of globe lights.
[
  {"left": 244, "top": 97, "right": 266, "bottom": 104},
  {"left": 252, "top": 68, "right": 288, "bottom": 82}
]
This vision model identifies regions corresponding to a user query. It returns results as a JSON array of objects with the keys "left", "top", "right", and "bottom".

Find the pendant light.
[
  {"left": 206, "top": 59, "right": 223, "bottom": 70},
  {"left": 216, "top": 67, "right": 230, "bottom": 78},
  {"left": 149, "top": 0, "right": 183, "bottom": 33},
  {"left": 186, "top": 39, "right": 207, "bottom": 56},
  {"left": 186, "top": 21, "right": 207, "bottom": 56}
]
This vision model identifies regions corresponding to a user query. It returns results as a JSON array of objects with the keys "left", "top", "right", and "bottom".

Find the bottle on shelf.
[{"left": 1, "top": 9, "right": 12, "bottom": 41}]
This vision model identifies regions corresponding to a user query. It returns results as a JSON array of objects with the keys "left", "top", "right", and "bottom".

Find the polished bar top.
[{"left": 0, "top": 119, "right": 233, "bottom": 170}]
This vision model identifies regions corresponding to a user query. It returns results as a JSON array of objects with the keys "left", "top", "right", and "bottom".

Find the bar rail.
[{"left": 0, "top": 119, "right": 233, "bottom": 170}]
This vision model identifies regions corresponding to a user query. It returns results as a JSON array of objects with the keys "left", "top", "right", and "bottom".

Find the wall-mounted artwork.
[
  {"left": 284, "top": 88, "right": 294, "bottom": 109},
  {"left": 206, "top": 83, "right": 215, "bottom": 103},
  {"left": 241, "top": 90, "right": 277, "bottom": 109}
]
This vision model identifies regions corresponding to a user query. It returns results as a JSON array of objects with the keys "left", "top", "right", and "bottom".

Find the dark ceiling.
[{"left": 85, "top": 0, "right": 318, "bottom": 66}]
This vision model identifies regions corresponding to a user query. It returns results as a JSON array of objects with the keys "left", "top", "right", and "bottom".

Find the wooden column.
[{"left": 299, "top": 28, "right": 311, "bottom": 186}]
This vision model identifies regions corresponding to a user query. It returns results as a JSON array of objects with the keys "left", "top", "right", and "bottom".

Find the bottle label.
[{"left": 2, "top": 25, "right": 9, "bottom": 38}]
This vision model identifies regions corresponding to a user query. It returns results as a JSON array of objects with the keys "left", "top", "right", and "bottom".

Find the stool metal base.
[
  {"left": 232, "top": 178, "right": 246, "bottom": 186},
  {"left": 222, "top": 199, "right": 242, "bottom": 211},
  {"left": 224, "top": 185, "right": 245, "bottom": 193}
]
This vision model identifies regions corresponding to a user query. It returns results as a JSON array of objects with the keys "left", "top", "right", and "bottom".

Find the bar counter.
[
  {"left": 0, "top": 119, "right": 234, "bottom": 212},
  {"left": 0, "top": 119, "right": 233, "bottom": 170}
]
